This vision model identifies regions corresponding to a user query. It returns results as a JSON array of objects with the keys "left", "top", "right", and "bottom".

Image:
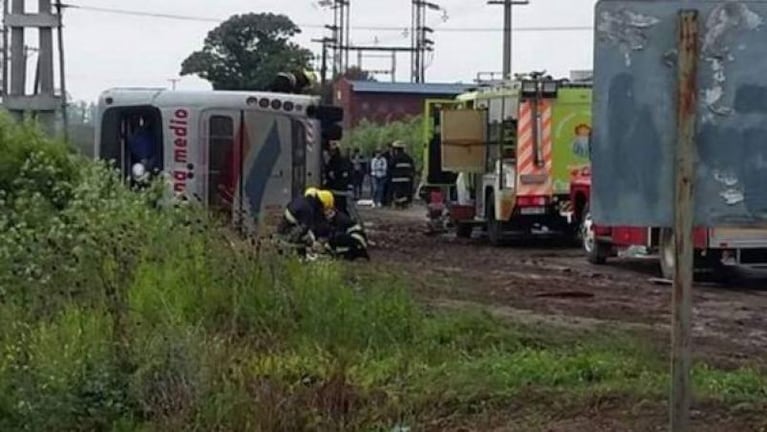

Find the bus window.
[
  {"left": 208, "top": 115, "right": 235, "bottom": 210},
  {"left": 99, "top": 106, "right": 163, "bottom": 183}
]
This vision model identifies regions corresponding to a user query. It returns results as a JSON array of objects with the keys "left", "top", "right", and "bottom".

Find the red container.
[{"left": 449, "top": 204, "right": 476, "bottom": 222}]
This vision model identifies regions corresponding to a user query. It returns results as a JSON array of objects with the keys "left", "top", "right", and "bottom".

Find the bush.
[
  {"left": 341, "top": 116, "right": 424, "bottom": 171},
  {"left": 2, "top": 114, "right": 766, "bottom": 431}
]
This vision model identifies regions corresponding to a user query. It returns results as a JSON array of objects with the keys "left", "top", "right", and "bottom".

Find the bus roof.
[{"left": 97, "top": 88, "right": 321, "bottom": 112}]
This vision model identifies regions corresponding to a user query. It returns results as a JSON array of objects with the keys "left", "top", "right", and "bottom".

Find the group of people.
[
  {"left": 323, "top": 141, "right": 415, "bottom": 209},
  {"left": 370, "top": 141, "right": 416, "bottom": 208},
  {"left": 276, "top": 187, "right": 370, "bottom": 261}
]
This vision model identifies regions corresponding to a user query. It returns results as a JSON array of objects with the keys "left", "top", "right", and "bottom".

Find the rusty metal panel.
[{"left": 592, "top": 0, "right": 767, "bottom": 227}]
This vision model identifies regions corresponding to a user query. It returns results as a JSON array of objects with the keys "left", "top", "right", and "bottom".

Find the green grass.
[{"left": 1, "top": 114, "right": 767, "bottom": 431}]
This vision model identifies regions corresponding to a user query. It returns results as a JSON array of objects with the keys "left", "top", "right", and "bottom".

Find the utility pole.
[
  {"left": 55, "top": 0, "right": 67, "bottom": 142},
  {"left": 411, "top": 0, "right": 439, "bottom": 83},
  {"left": 4, "top": 0, "right": 63, "bottom": 136},
  {"left": 2, "top": 0, "right": 7, "bottom": 98},
  {"left": 312, "top": 37, "right": 334, "bottom": 104},
  {"left": 488, "top": 0, "right": 529, "bottom": 80},
  {"left": 322, "top": 0, "right": 350, "bottom": 75}
]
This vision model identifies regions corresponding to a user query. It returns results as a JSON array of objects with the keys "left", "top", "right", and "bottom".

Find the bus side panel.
[
  {"left": 163, "top": 106, "right": 202, "bottom": 200},
  {"left": 240, "top": 112, "right": 293, "bottom": 232},
  {"left": 551, "top": 89, "right": 592, "bottom": 195}
]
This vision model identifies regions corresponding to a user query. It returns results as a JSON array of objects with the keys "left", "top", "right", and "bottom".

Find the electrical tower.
[
  {"left": 2, "top": 0, "right": 67, "bottom": 136},
  {"left": 411, "top": 0, "right": 439, "bottom": 83},
  {"left": 316, "top": 0, "right": 440, "bottom": 85},
  {"left": 320, "top": 0, "right": 351, "bottom": 76}
]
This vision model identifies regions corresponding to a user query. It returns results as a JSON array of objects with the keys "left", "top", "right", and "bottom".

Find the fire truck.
[
  {"left": 421, "top": 72, "right": 592, "bottom": 244},
  {"left": 571, "top": 167, "right": 767, "bottom": 279},
  {"left": 94, "top": 84, "right": 343, "bottom": 234}
]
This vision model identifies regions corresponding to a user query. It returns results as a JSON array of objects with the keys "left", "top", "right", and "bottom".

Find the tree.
[{"left": 181, "top": 13, "right": 314, "bottom": 91}]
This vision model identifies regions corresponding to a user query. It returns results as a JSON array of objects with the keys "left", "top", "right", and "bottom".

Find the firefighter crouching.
[
  {"left": 325, "top": 209, "right": 370, "bottom": 261},
  {"left": 276, "top": 188, "right": 335, "bottom": 257}
]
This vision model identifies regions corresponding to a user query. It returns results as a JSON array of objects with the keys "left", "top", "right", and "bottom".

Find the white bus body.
[{"left": 94, "top": 88, "right": 328, "bottom": 232}]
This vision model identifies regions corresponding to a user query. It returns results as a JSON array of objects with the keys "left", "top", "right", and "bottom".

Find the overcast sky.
[{"left": 40, "top": 0, "right": 595, "bottom": 102}]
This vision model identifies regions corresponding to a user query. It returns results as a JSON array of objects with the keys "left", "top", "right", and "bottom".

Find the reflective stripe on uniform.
[
  {"left": 395, "top": 163, "right": 412, "bottom": 169},
  {"left": 284, "top": 209, "right": 298, "bottom": 224},
  {"left": 350, "top": 233, "right": 368, "bottom": 249},
  {"left": 346, "top": 224, "right": 363, "bottom": 234},
  {"left": 392, "top": 177, "right": 411, "bottom": 183}
]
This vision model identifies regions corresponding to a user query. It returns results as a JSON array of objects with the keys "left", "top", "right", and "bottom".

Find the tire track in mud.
[{"left": 361, "top": 206, "right": 767, "bottom": 366}]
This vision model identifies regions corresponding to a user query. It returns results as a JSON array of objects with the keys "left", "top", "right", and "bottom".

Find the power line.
[{"left": 63, "top": 3, "right": 592, "bottom": 33}]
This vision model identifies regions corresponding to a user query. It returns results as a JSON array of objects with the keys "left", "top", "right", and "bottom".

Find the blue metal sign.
[{"left": 592, "top": 0, "right": 767, "bottom": 227}]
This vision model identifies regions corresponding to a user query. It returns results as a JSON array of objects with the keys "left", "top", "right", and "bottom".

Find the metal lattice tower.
[
  {"left": 411, "top": 0, "right": 439, "bottom": 83},
  {"left": 319, "top": 0, "right": 351, "bottom": 76},
  {"left": 2, "top": 0, "right": 66, "bottom": 135}
]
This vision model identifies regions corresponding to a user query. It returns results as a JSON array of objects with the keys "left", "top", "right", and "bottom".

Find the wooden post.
[{"left": 670, "top": 10, "right": 698, "bottom": 432}]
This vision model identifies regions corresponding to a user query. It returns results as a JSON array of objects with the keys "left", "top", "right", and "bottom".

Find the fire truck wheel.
[
  {"left": 582, "top": 204, "right": 608, "bottom": 265},
  {"left": 659, "top": 228, "right": 675, "bottom": 280},
  {"left": 455, "top": 223, "right": 473, "bottom": 239}
]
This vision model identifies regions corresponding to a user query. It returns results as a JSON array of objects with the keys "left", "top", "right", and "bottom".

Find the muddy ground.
[{"left": 358, "top": 205, "right": 767, "bottom": 431}]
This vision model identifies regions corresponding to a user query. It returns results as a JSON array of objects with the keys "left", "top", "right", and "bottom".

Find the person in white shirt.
[{"left": 370, "top": 149, "right": 388, "bottom": 208}]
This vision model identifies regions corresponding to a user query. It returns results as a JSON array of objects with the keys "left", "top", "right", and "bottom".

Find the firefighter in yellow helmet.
[{"left": 276, "top": 187, "right": 335, "bottom": 257}]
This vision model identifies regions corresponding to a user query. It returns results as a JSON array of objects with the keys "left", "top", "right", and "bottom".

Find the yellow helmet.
[
  {"left": 305, "top": 187, "right": 320, "bottom": 198},
  {"left": 316, "top": 190, "right": 335, "bottom": 210}
]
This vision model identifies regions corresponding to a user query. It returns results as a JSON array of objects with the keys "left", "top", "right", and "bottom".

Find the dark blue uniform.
[{"left": 278, "top": 195, "right": 327, "bottom": 246}]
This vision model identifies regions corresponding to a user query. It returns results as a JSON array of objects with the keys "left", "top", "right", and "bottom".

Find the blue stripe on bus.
[{"left": 244, "top": 122, "right": 282, "bottom": 220}]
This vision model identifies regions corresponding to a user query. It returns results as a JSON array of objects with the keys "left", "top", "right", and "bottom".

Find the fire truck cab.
[
  {"left": 422, "top": 72, "right": 592, "bottom": 245},
  {"left": 94, "top": 88, "right": 341, "bottom": 233}
]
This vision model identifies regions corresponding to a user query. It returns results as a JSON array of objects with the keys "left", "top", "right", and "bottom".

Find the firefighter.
[
  {"left": 276, "top": 188, "right": 335, "bottom": 257},
  {"left": 325, "top": 209, "right": 370, "bottom": 261},
  {"left": 389, "top": 141, "right": 415, "bottom": 208},
  {"left": 324, "top": 143, "right": 353, "bottom": 213}
]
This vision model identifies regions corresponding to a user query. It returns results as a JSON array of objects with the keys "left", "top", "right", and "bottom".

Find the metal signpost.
[
  {"left": 671, "top": 10, "right": 698, "bottom": 431},
  {"left": 593, "top": 1, "right": 767, "bottom": 430}
]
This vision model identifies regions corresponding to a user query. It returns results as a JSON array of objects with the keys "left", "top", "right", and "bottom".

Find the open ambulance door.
[
  {"left": 423, "top": 99, "right": 460, "bottom": 186},
  {"left": 440, "top": 108, "right": 487, "bottom": 174}
]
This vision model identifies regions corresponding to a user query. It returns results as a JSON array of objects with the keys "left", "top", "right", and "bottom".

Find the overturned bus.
[{"left": 94, "top": 87, "right": 342, "bottom": 233}]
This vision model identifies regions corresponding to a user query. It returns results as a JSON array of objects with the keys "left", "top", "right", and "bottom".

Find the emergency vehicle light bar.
[{"left": 520, "top": 79, "right": 559, "bottom": 98}]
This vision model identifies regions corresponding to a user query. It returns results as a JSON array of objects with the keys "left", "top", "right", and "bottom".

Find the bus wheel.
[
  {"left": 582, "top": 204, "right": 608, "bottom": 265},
  {"left": 455, "top": 222, "right": 473, "bottom": 239},
  {"left": 659, "top": 228, "right": 675, "bottom": 280}
]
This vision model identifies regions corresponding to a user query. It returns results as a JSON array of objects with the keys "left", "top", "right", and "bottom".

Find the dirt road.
[{"left": 361, "top": 205, "right": 767, "bottom": 368}]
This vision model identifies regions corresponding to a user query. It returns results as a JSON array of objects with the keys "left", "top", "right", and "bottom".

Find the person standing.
[
  {"left": 370, "top": 149, "right": 388, "bottom": 208},
  {"left": 382, "top": 143, "right": 394, "bottom": 206},
  {"left": 350, "top": 148, "right": 366, "bottom": 200},
  {"left": 324, "top": 144, "right": 353, "bottom": 213},
  {"left": 390, "top": 141, "right": 416, "bottom": 208}
]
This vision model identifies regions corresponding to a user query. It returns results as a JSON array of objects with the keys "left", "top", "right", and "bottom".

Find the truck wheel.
[
  {"left": 582, "top": 203, "right": 608, "bottom": 265},
  {"left": 455, "top": 222, "right": 473, "bottom": 239},
  {"left": 659, "top": 228, "right": 675, "bottom": 280},
  {"left": 487, "top": 197, "right": 504, "bottom": 246}
]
